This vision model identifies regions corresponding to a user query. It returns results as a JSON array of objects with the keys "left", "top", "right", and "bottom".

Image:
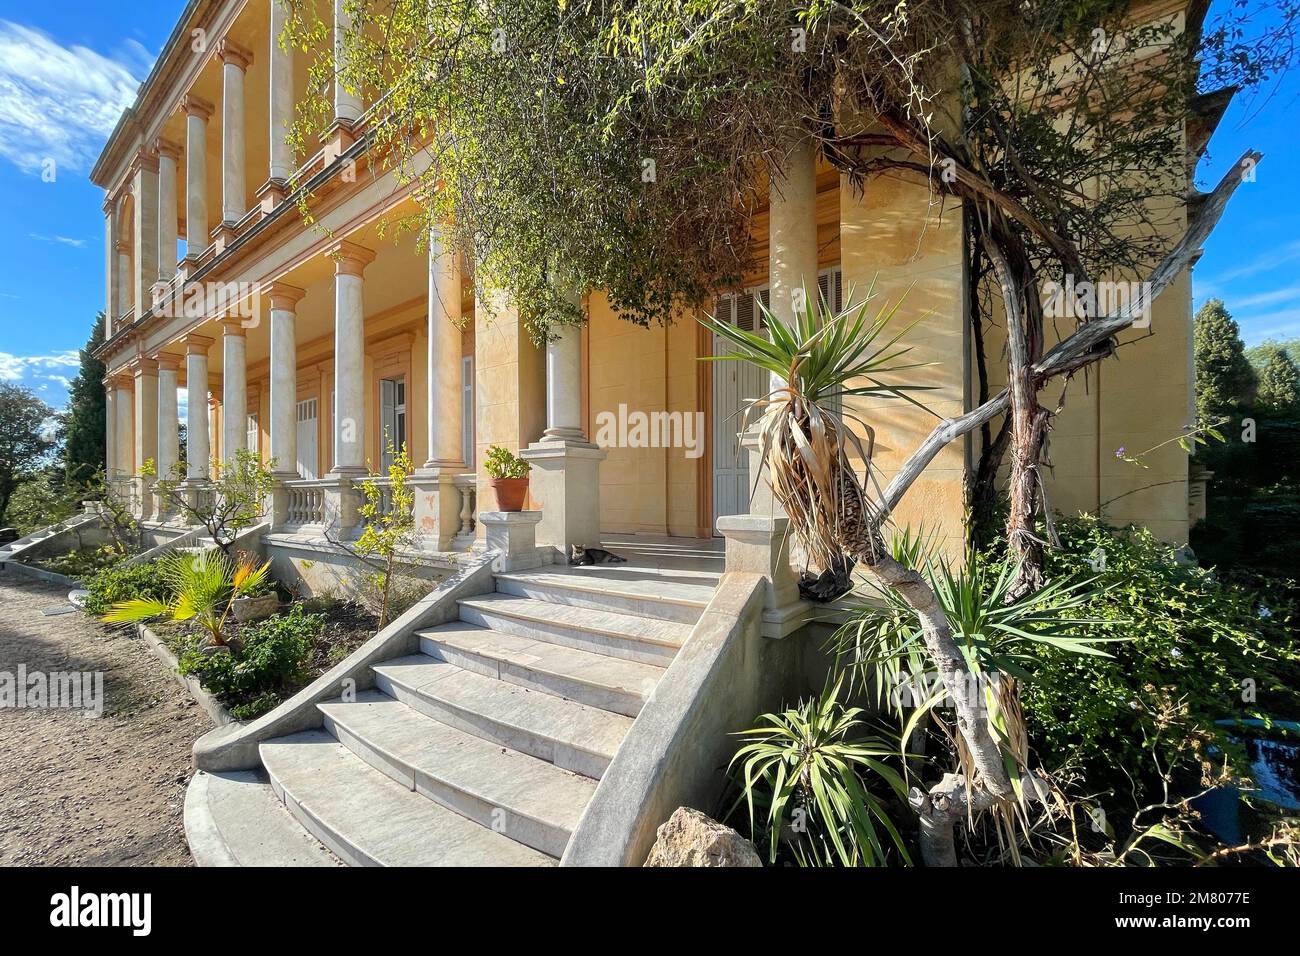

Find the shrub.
[
  {"left": 82, "top": 560, "right": 170, "bottom": 616},
  {"left": 177, "top": 603, "right": 323, "bottom": 720},
  {"left": 1020, "top": 515, "right": 1300, "bottom": 804},
  {"left": 36, "top": 545, "right": 122, "bottom": 581},
  {"left": 483, "top": 444, "right": 530, "bottom": 479}
]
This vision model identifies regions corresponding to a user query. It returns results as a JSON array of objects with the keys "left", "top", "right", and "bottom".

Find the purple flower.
[{"left": 1115, "top": 446, "right": 1126, "bottom": 458}]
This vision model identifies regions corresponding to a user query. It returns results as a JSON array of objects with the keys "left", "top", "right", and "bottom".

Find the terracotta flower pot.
[{"left": 490, "top": 477, "right": 529, "bottom": 512}]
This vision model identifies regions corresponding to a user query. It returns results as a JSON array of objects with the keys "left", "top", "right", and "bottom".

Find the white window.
[
  {"left": 461, "top": 356, "right": 474, "bottom": 466},
  {"left": 246, "top": 412, "right": 259, "bottom": 454},
  {"left": 380, "top": 376, "right": 407, "bottom": 470},
  {"left": 295, "top": 398, "right": 318, "bottom": 480}
]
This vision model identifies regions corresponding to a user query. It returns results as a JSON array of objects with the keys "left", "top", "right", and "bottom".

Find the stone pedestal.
[
  {"left": 323, "top": 473, "right": 364, "bottom": 538},
  {"left": 479, "top": 511, "right": 546, "bottom": 572},
  {"left": 411, "top": 468, "right": 465, "bottom": 551},
  {"left": 716, "top": 513, "right": 807, "bottom": 638},
  {"left": 520, "top": 440, "right": 607, "bottom": 560},
  {"left": 268, "top": 474, "right": 294, "bottom": 532}
]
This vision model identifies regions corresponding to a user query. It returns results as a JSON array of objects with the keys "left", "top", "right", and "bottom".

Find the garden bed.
[{"left": 146, "top": 597, "right": 378, "bottom": 721}]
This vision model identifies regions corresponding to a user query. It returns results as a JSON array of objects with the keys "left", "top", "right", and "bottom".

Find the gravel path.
[{"left": 0, "top": 572, "right": 209, "bottom": 866}]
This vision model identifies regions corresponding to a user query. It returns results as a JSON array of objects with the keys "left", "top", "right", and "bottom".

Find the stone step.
[
  {"left": 371, "top": 654, "right": 631, "bottom": 779},
  {"left": 418, "top": 622, "right": 664, "bottom": 717},
  {"left": 458, "top": 593, "right": 688, "bottom": 666},
  {"left": 494, "top": 569, "right": 709, "bottom": 625},
  {"left": 260, "top": 730, "right": 554, "bottom": 866},
  {"left": 184, "top": 769, "right": 341, "bottom": 867},
  {"left": 319, "top": 691, "right": 596, "bottom": 858}
]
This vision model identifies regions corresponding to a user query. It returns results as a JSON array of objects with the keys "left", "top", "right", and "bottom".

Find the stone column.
[
  {"left": 103, "top": 202, "right": 117, "bottom": 336},
  {"left": 745, "top": 133, "right": 819, "bottom": 525},
  {"left": 333, "top": 0, "right": 363, "bottom": 126},
  {"left": 155, "top": 139, "right": 181, "bottom": 281},
  {"left": 267, "top": 0, "right": 294, "bottom": 189},
  {"left": 182, "top": 95, "right": 213, "bottom": 262},
  {"left": 268, "top": 283, "right": 305, "bottom": 477},
  {"left": 133, "top": 358, "right": 159, "bottom": 519},
  {"left": 217, "top": 40, "right": 253, "bottom": 245},
  {"left": 329, "top": 241, "right": 375, "bottom": 531},
  {"left": 113, "top": 375, "right": 134, "bottom": 478},
  {"left": 184, "top": 335, "right": 213, "bottom": 481},
  {"left": 221, "top": 318, "right": 248, "bottom": 467},
  {"left": 520, "top": 293, "right": 606, "bottom": 559},
  {"left": 116, "top": 233, "right": 132, "bottom": 318},
  {"left": 413, "top": 228, "right": 467, "bottom": 550},
  {"left": 267, "top": 283, "right": 305, "bottom": 528},
  {"left": 104, "top": 382, "right": 117, "bottom": 477},
  {"left": 768, "top": 133, "right": 819, "bottom": 329},
  {"left": 131, "top": 151, "right": 160, "bottom": 319},
  {"left": 155, "top": 354, "right": 181, "bottom": 479},
  {"left": 155, "top": 354, "right": 181, "bottom": 517}
]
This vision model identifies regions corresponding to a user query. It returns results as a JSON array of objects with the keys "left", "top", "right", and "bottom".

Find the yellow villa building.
[
  {"left": 71, "top": 0, "right": 1238, "bottom": 868},
  {"left": 93, "top": 0, "right": 1213, "bottom": 581}
]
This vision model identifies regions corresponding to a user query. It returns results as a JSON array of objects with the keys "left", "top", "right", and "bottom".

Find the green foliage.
[
  {"left": 353, "top": 442, "right": 418, "bottom": 628},
  {"left": 483, "top": 444, "right": 530, "bottom": 480},
  {"left": 62, "top": 313, "right": 106, "bottom": 484},
  {"left": 1194, "top": 299, "right": 1256, "bottom": 422},
  {"left": 1023, "top": 515, "right": 1300, "bottom": 804},
  {"left": 178, "top": 604, "right": 322, "bottom": 720},
  {"left": 1247, "top": 336, "right": 1300, "bottom": 371},
  {"left": 82, "top": 559, "right": 170, "bottom": 616},
  {"left": 102, "top": 549, "right": 272, "bottom": 647},
  {"left": 727, "top": 680, "right": 910, "bottom": 867},
  {"left": 152, "top": 448, "right": 277, "bottom": 554},
  {"left": 1257, "top": 348, "right": 1300, "bottom": 411},
  {"left": 4, "top": 469, "right": 79, "bottom": 533},
  {"left": 0, "top": 382, "right": 56, "bottom": 524},
  {"left": 36, "top": 546, "right": 121, "bottom": 581}
]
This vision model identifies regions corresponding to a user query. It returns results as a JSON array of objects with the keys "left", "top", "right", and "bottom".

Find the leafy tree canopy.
[
  {"left": 1258, "top": 347, "right": 1300, "bottom": 410},
  {"left": 0, "top": 383, "right": 56, "bottom": 523}
]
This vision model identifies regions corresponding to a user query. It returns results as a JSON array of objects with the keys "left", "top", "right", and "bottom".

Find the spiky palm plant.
[
  {"left": 702, "top": 282, "right": 1022, "bottom": 866},
  {"left": 729, "top": 678, "right": 911, "bottom": 867},
  {"left": 102, "top": 549, "right": 271, "bottom": 647}
]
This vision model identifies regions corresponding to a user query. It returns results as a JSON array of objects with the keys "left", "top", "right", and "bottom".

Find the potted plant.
[{"left": 484, "top": 444, "right": 531, "bottom": 512}]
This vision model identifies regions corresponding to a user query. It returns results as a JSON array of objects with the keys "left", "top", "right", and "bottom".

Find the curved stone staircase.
[{"left": 186, "top": 564, "right": 718, "bottom": 866}]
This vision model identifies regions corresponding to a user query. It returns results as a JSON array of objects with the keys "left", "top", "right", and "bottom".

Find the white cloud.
[
  {"left": 0, "top": 349, "right": 80, "bottom": 382},
  {"left": 0, "top": 20, "right": 148, "bottom": 175},
  {"left": 29, "top": 232, "right": 86, "bottom": 248}
]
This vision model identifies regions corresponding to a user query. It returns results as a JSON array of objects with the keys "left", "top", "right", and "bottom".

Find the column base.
[
  {"left": 479, "top": 511, "right": 547, "bottom": 572},
  {"left": 519, "top": 439, "right": 607, "bottom": 561},
  {"left": 321, "top": 120, "right": 358, "bottom": 166},
  {"left": 210, "top": 221, "right": 240, "bottom": 255}
]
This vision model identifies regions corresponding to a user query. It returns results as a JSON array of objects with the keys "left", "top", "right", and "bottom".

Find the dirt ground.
[{"left": 0, "top": 572, "right": 209, "bottom": 866}]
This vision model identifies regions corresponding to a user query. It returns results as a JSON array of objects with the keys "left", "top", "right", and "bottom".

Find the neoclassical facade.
[{"left": 93, "top": 0, "right": 1214, "bottom": 585}]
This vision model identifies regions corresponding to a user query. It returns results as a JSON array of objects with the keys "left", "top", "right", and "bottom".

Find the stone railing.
[
  {"left": 285, "top": 479, "right": 329, "bottom": 526},
  {"left": 452, "top": 474, "right": 477, "bottom": 549}
]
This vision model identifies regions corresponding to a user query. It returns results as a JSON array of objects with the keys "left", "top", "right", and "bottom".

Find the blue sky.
[{"left": 0, "top": 1, "right": 1295, "bottom": 413}]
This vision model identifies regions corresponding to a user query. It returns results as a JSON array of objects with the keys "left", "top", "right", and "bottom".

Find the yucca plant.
[
  {"left": 102, "top": 549, "right": 271, "bottom": 647},
  {"left": 703, "top": 283, "right": 1027, "bottom": 866},
  {"left": 729, "top": 678, "right": 911, "bottom": 867}
]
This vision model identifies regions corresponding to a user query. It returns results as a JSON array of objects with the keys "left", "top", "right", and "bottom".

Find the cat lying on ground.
[{"left": 569, "top": 544, "right": 628, "bottom": 566}]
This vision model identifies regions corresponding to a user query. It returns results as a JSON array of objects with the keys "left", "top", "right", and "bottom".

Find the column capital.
[
  {"left": 217, "top": 38, "right": 254, "bottom": 70},
  {"left": 328, "top": 240, "right": 377, "bottom": 276},
  {"left": 105, "top": 372, "right": 132, "bottom": 390},
  {"left": 181, "top": 94, "right": 214, "bottom": 120},
  {"left": 183, "top": 332, "right": 214, "bottom": 354},
  {"left": 154, "top": 138, "right": 182, "bottom": 162},
  {"left": 130, "top": 148, "right": 160, "bottom": 175},
  {"left": 267, "top": 281, "right": 307, "bottom": 311},
  {"left": 154, "top": 352, "right": 183, "bottom": 372},
  {"left": 129, "top": 356, "right": 159, "bottom": 377},
  {"left": 219, "top": 316, "right": 247, "bottom": 336}
]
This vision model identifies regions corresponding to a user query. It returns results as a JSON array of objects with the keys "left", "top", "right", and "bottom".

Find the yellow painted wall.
[
  {"left": 474, "top": 293, "right": 545, "bottom": 529},
  {"left": 840, "top": 175, "right": 969, "bottom": 560}
]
